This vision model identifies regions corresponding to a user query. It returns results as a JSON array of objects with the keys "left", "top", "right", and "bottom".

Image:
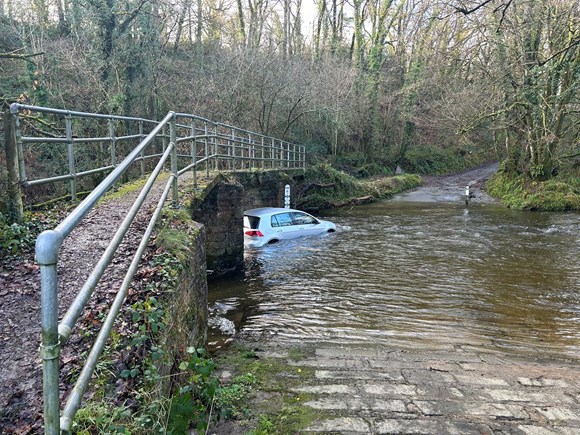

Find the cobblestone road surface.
[{"left": 256, "top": 341, "right": 580, "bottom": 434}]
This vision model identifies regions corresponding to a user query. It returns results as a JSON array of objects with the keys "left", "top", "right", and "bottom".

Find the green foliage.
[
  {"left": 400, "top": 145, "right": 469, "bottom": 175},
  {"left": 487, "top": 168, "right": 580, "bottom": 211},
  {"left": 73, "top": 402, "right": 133, "bottom": 434},
  {"left": 333, "top": 153, "right": 396, "bottom": 178},
  {"left": 164, "top": 347, "right": 257, "bottom": 432},
  {"left": 299, "top": 163, "right": 422, "bottom": 209},
  {"left": 0, "top": 210, "right": 60, "bottom": 263},
  {"left": 0, "top": 214, "right": 34, "bottom": 260}
]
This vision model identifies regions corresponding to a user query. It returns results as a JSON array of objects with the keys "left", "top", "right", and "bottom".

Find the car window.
[
  {"left": 244, "top": 215, "right": 260, "bottom": 229},
  {"left": 271, "top": 213, "right": 294, "bottom": 227},
  {"left": 291, "top": 212, "right": 318, "bottom": 225}
]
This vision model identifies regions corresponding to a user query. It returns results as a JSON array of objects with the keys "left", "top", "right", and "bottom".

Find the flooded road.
[{"left": 209, "top": 199, "right": 580, "bottom": 360}]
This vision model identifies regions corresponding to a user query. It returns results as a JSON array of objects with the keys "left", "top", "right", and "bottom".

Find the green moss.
[
  {"left": 299, "top": 164, "right": 422, "bottom": 209},
  {"left": 487, "top": 169, "right": 580, "bottom": 211},
  {"left": 400, "top": 144, "right": 488, "bottom": 175},
  {"left": 215, "top": 345, "right": 329, "bottom": 433},
  {"left": 100, "top": 173, "right": 170, "bottom": 203}
]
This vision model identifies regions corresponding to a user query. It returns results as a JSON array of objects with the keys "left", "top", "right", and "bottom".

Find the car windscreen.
[{"left": 244, "top": 215, "right": 260, "bottom": 229}]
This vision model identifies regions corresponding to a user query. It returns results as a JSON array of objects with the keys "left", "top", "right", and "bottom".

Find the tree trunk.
[{"left": 3, "top": 111, "right": 24, "bottom": 223}]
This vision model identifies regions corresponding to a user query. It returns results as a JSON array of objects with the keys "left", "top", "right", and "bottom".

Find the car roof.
[{"left": 244, "top": 207, "right": 302, "bottom": 217}]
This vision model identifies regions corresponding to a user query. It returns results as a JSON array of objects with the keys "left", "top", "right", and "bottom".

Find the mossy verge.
[
  {"left": 486, "top": 168, "right": 580, "bottom": 211},
  {"left": 212, "top": 345, "right": 329, "bottom": 434},
  {"left": 299, "top": 163, "right": 422, "bottom": 209}
]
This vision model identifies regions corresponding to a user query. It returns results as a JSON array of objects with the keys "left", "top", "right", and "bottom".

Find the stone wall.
[
  {"left": 166, "top": 223, "right": 208, "bottom": 349},
  {"left": 189, "top": 170, "right": 305, "bottom": 277},
  {"left": 191, "top": 177, "right": 245, "bottom": 276},
  {"left": 154, "top": 211, "right": 208, "bottom": 395},
  {"left": 232, "top": 170, "right": 304, "bottom": 210}
]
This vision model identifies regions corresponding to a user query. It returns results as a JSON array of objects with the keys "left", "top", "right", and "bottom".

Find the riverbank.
[
  {"left": 298, "top": 163, "right": 422, "bottom": 209},
  {"left": 486, "top": 166, "right": 580, "bottom": 211}
]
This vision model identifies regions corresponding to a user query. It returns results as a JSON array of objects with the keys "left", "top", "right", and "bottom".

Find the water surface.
[{"left": 209, "top": 201, "right": 580, "bottom": 359}]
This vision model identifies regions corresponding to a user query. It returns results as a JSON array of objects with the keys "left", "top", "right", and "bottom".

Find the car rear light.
[{"left": 245, "top": 230, "right": 264, "bottom": 237}]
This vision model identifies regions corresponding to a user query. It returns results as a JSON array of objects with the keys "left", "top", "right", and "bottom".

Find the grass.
[
  {"left": 299, "top": 163, "right": 422, "bottom": 209},
  {"left": 486, "top": 169, "right": 580, "bottom": 211}
]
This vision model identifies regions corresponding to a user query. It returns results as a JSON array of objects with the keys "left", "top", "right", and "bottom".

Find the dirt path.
[{"left": 0, "top": 175, "right": 179, "bottom": 433}]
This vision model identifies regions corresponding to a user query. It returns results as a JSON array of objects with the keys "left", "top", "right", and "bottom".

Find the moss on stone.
[{"left": 214, "top": 345, "right": 329, "bottom": 433}]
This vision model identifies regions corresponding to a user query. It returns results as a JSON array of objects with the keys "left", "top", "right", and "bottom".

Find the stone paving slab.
[{"left": 253, "top": 341, "right": 580, "bottom": 434}]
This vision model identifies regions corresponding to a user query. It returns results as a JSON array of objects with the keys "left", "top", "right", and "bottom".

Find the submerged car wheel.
[{"left": 268, "top": 239, "right": 279, "bottom": 244}]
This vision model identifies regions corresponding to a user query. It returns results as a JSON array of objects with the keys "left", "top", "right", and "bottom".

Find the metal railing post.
[
  {"left": 65, "top": 116, "right": 77, "bottom": 202},
  {"left": 228, "top": 130, "right": 233, "bottom": 171},
  {"left": 108, "top": 118, "right": 117, "bottom": 167},
  {"left": 246, "top": 133, "right": 250, "bottom": 169},
  {"left": 271, "top": 138, "right": 275, "bottom": 169},
  {"left": 139, "top": 121, "right": 145, "bottom": 177},
  {"left": 213, "top": 125, "right": 218, "bottom": 171},
  {"left": 286, "top": 143, "right": 290, "bottom": 168},
  {"left": 248, "top": 133, "right": 256, "bottom": 169},
  {"left": 37, "top": 230, "right": 64, "bottom": 435},
  {"left": 204, "top": 123, "right": 209, "bottom": 178},
  {"left": 162, "top": 124, "right": 167, "bottom": 154},
  {"left": 279, "top": 141, "right": 283, "bottom": 169},
  {"left": 191, "top": 120, "right": 197, "bottom": 189},
  {"left": 233, "top": 130, "right": 238, "bottom": 170},
  {"left": 170, "top": 114, "right": 178, "bottom": 207},
  {"left": 11, "top": 108, "right": 28, "bottom": 186},
  {"left": 261, "top": 137, "right": 265, "bottom": 170}
]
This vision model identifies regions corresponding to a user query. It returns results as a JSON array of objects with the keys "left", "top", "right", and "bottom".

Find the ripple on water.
[{"left": 209, "top": 203, "right": 580, "bottom": 358}]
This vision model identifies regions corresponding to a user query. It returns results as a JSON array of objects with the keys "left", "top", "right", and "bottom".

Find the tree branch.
[
  {"left": 454, "top": 0, "right": 495, "bottom": 15},
  {"left": 0, "top": 50, "right": 44, "bottom": 65},
  {"left": 538, "top": 37, "right": 580, "bottom": 67}
]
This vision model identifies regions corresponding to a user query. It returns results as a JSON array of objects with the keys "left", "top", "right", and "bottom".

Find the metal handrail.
[
  {"left": 8, "top": 104, "right": 306, "bottom": 434},
  {"left": 11, "top": 105, "right": 304, "bottom": 202}
]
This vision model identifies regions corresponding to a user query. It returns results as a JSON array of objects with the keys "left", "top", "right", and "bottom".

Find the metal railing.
[
  {"left": 9, "top": 105, "right": 304, "bottom": 205},
  {"left": 8, "top": 103, "right": 305, "bottom": 434}
]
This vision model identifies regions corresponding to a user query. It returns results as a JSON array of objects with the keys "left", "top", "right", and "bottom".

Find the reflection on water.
[{"left": 208, "top": 201, "right": 580, "bottom": 359}]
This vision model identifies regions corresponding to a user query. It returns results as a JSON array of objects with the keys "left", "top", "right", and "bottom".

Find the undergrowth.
[
  {"left": 487, "top": 164, "right": 580, "bottom": 211},
  {"left": 299, "top": 163, "right": 422, "bottom": 209},
  {"left": 0, "top": 209, "right": 62, "bottom": 264},
  {"left": 399, "top": 144, "right": 478, "bottom": 175}
]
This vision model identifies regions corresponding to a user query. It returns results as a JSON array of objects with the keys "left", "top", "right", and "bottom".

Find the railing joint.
[{"left": 40, "top": 343, "right": 61, "bottom": 361}]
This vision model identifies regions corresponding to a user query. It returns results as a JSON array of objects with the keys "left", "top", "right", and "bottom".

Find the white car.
[{"left": 244, "top": 207, "right": 336, "bottom": 247}]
